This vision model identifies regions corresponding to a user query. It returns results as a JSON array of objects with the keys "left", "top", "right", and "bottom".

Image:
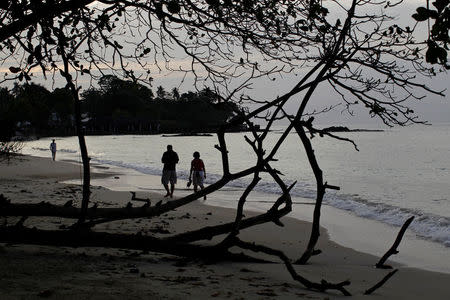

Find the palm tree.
[
  {"left": 156, "top": 86, "right": 167, "bottom": 100},
  {"left": 171, "top": 87, "right": 180, "bottom": 101}
]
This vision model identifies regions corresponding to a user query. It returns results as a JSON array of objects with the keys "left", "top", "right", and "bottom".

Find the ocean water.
[{"left": 21, "top": 123, "right": 450, "bottom": 268}]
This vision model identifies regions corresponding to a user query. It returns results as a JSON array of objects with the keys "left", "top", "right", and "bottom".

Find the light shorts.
[
  {"left": 192, "top": 171, "right": 204, "bottom": 186},
  {"left": 162, "top": 170, "right": 177, "bottom": 185}
]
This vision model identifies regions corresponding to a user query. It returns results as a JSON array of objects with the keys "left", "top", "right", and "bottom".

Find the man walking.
[
  {"left": 161, "top": 145, "right": 179, "bottom": 198},
  {"left": 50, "top": 139, "right": 57, "bottom": 161}
]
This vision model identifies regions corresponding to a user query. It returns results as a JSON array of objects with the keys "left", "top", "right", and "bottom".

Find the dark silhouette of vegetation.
[
  {"left": 0, "top": 84, "right": 74, "bottom": 137},
  {"left": 0, "top": 77, "right": 240, "bottom": 137},
  {"left": 81, "top": 75, "right": 241, "bottom": 134},
  {"left": 412, "top": 0, "right": 450, "bottom": 67}
]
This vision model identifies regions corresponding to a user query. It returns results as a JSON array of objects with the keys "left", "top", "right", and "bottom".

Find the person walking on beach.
[
  {"left": 189, "top": 151, "right": 207, "bottom": 200},
  {"left": 161, "top": 145, "right": 179, "bottom": 197},
  {"left": 49, "top": 139, "right": 57, "bottom": 161}
]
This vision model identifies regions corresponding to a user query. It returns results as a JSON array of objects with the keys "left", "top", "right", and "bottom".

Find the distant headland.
[{"left": 322, "top": 126, "right": 384, "bottom": 132}]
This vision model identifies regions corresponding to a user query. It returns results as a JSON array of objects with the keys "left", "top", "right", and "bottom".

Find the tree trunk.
[
  {"left": 57, "top": 37, "right": 91, "bottom": 225},
  {"left": 73, "top": 94, "right": 91, "bottom": 224},
  {"left": 294, "top": 124, "right": 326, "bottom": 264}
]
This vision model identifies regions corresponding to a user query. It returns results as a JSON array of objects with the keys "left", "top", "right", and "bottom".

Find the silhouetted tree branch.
[
  {"left": 376, "top": 216, "right": 415, "bottom": 269},
  {"left": 364, "top": 269, "right": 399, "bottom": 295}
]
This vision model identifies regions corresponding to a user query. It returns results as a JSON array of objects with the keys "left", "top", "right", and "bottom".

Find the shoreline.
[
  {"left": 1, "top": 155, "right": 450, "bottom": 299},
  {"left": 8, "top": 152, "right": 450, "bottom": 274},
  {"left": 78, "top": 160, "right": 450, "bottom": 274}
]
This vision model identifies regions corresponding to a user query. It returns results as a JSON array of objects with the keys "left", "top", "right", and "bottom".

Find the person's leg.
[
  {"left": 193, "top": 172, "right": 198, "bottom": 192},
  {"left": 163, "top": 184, "right": 170, "bottom": 197},
  {"left": 170, "top": 183, "right": 174, "bottom": 197},
  {"left": 162, "top": 170, "right": 171, "bottom": 197},
  {"left": 52, "top": 152, "right": 55, "bottom": 161},
  {"left": 170, "top": 171, "right": 177, "bottom": 197},
  {"left": 200, "top": 184, "right": 206, "bottom": 200},
  {"left": 198, "top": 173, "right": 206, "bottom": 200}
]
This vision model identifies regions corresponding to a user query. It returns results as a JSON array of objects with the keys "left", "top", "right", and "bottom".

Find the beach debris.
[
  {"left": 376, "top": 216, "right": 415, "bottom": 269},
  {"left": 63, "top": 200, "right": 73, "bottom": 207},
  {"left": 148, "top": 226, "right": 170, "bottom": 234},
  {"left": 37, "top": 289, "right": 54, "bottom": 297},
  {"left": 173, "top": 259, "right": 189, "bottom": 267},
  {"left": 180, "top": 213, "right": 191, "bottom": 219},
  {"left": 240, "top": 276, "right": 266, "bottom": 282},
  {"left": 0, "top": 194, "right": 10, "bottom": 205},
  {"left": 256, "top": 289, "right": 277, "bottom": 297},
  {"left": 239, "top": 268, "right": 256, "bottom": 273},
  {"left": 128, "top": 251, "right": 141, "bottom": 257},
  {"left": 173, "top": 276, "right": 200, "bottom": 283},
  {"left": 14, "top": 216, "right": 28, "bottom": 227}
]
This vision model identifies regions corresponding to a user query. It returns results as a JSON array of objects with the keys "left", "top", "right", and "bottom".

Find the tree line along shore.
[{"left": 0, "top": 75, "right": 244, "bottom": 140}]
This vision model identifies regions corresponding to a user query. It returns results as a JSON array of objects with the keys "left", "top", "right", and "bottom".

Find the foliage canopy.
[{"left": 412, "top": 0, "right": 450, "bottom": 67}]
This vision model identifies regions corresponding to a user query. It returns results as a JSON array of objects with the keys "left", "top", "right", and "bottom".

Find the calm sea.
[{"left": 22, "top": 123, "right": 450, "bottom": 256}]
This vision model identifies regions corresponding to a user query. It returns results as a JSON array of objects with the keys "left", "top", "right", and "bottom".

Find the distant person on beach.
[
  {"left": 161, "top": 145, "right": 179, "bottom": 197},
  {"left": 49, "top": 139, "right": 57, "bottom": 161},
  {"left": 189, "top": 151, "right": 207, "bottom": 200}
]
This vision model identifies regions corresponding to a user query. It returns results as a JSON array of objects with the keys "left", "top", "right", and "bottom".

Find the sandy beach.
[{"left": 1, "top": 155, "right": 449, "bottom": 299}]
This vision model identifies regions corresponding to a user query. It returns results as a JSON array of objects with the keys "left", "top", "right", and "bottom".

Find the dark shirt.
[{"left": 162, "top": 150, "right": 179, "bottom": 171}]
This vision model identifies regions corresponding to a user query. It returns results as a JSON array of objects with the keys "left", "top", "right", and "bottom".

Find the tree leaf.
[
  {"left": 433, "top": 0, "right": 450, "bottom": 12},
  {"left": 9, "top": 67, "right": 21, "bottom": 73}
]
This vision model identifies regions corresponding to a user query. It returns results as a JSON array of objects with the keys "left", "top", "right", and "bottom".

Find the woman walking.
[{"left": 189, "top": 151, "right": 206, "bottom": 200}]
